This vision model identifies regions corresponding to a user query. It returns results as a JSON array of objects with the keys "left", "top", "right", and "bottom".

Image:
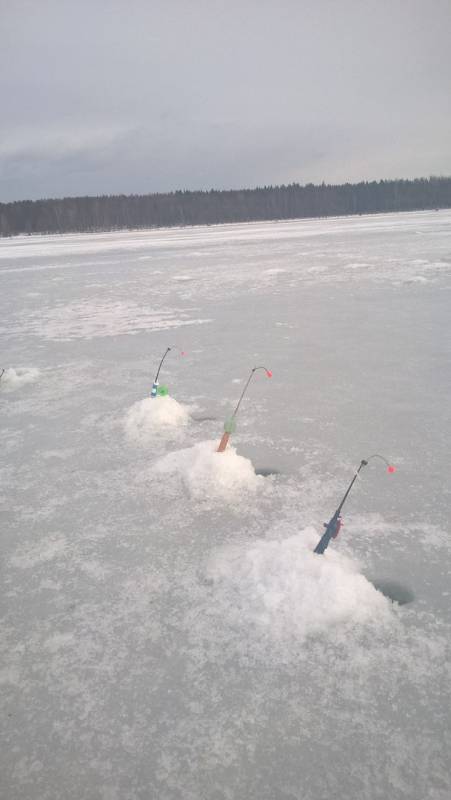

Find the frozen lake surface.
[{"left": 1, "top": 210, "right": 451, "bottom": 799}]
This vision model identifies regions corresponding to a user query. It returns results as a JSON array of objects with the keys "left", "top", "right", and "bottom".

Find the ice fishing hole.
[
  {"left": 371, "top": 579, "right": 415, "bottom": 605},
  {"left": 255, "top": 467, "right": 281, "bottom": 477}
]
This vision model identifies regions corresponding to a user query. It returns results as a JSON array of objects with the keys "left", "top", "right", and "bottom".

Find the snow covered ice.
[{"left": 1, "top": 210, "right": 451, "bottom": 800}]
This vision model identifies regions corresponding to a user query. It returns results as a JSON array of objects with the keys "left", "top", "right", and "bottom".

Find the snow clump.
[
  {"left": 206, "top": 526, "right": 392, "bottom": 644},
  {"left": 0, "top": 367, "right": 40, "bottom": 392},
  {"left": 124, "top": 395, "right": 190, "bottom": 444},
  {"left": 155, "top": 439, "right": 263, "bottom": 502}
]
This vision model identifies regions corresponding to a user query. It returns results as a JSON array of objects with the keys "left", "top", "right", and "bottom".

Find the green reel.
[{"left": 223, "top": 416, "right": 237, "bottom": 434}]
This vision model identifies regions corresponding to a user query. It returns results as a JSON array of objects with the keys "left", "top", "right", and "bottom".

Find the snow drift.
[
  {"left": 124, "top": 395, "right": 190, "bottom": 444},
  {"left": 155, "top": 439, "right": 263, "bottom": 501},
  {"left": 0, "top": 367, "right": 40, "bottom": 392},
  {"left": 206, "top": 526, "right": 392, "bottom": 643}
]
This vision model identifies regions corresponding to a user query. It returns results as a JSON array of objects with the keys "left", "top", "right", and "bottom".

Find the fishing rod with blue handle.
[{"left": 314, "top": 454, "right": 396, "bottom": 555}]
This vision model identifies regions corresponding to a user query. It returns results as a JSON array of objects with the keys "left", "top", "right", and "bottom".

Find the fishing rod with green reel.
[
  {"left": 217, "top": 365, "right": 272, "bottom": 452},
  {"left": 151, "top": 347, "right": 185, "bottom": 398}
]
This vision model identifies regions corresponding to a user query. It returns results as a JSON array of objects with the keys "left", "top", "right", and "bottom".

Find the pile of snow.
[
  {"left": 155, "top": 439, "right": 263, "bottom": 501},
  {"left": 206, "top": 527, "right": 392, "bottom": 643},
  {"left": 124, "top": 395, "right": 190, "bottom": 444},
  {"left": 0, "top": 367, "right": 40, "bottom": 392}
]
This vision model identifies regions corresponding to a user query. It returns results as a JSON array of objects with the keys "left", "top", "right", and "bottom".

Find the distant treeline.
[{"left": 1, "top": 176, "right": 451, "bottom": 237}]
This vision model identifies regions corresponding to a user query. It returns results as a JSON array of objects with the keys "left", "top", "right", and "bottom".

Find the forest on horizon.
[{"left": 1, "top": 175, "right": 450, "bottom": 237}]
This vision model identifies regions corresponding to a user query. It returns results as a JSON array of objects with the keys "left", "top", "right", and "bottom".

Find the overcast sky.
[{"left": 1, "top": 0, "right": 450, "bottom": 201}]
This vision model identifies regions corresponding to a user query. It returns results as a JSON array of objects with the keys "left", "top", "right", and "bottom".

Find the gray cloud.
[{"left": 1, "top": 0, "right": 450, "bottom": 201}]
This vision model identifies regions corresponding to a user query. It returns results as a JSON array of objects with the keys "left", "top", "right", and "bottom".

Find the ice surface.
[
  {"left": 1, "top": 299, "right": 211, "bottom": 341},
  {"left": 1, "top": 210, "right": 451, "bottom": 800},
  {"left": 124, "top": 395, "right": 191, "bottom": 444}
]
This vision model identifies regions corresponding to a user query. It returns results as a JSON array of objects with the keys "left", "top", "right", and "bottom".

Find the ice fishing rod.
[
  {"left": 217, "top": 365, "right": 272, "bottom": 452},
  {"left": 151, "top": 347, "right": 185, "bottom": 398},
  {"left": 0, "top": 368, "right": 4, "bottom": 382},
  {"left": 314, "top": 454, "right": 396, "bottom": 555}
]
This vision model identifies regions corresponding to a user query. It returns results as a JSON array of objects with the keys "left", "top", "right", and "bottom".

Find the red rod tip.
[
  {"left": 266, "top": 370, "right": 273, "bottom": 378},
  {"left": 387, "top": 465, "right": 396, "bottom": 473}
]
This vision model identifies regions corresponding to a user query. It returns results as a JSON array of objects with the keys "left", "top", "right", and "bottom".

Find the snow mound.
[
  {"left": 0, "top": 367, "right": 40, "bottom": 392},
  {"left": 155, "top": 439, "right": 263, "bottom": 501},
  {"left": 124, "top": 395, "right": 190, "bottom": 444},
  {"left": 207, "top": 527, "right": 392, "bottom": 643}
]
